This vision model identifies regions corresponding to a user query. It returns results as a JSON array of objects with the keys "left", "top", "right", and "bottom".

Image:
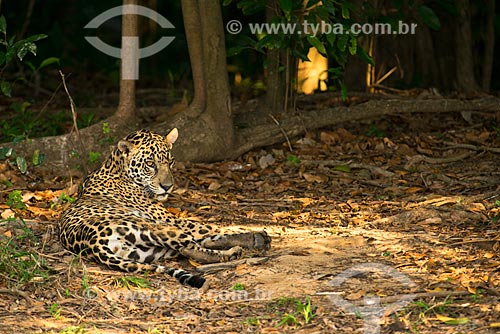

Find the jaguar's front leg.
[
  {"left": 199, "top": 231, "right": 271, "bottom": 251},
  {"left": 151, "top": 224, "right": 244, "bottom": 264},
  {"left": 179, "top": 244, "right": 243, "bottom": 264}
]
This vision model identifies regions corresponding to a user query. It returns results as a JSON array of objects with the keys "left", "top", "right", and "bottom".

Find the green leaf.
[
  {"left": 356, "top": 47, "right": 374, "bottom": 65},
  {"left": 436, "top": 314, "right": 468, "bottom": 325},
  {"left": 325, "top": 31, "right": 336, "bottom": 46},
  {"left": 16, "top": 156, "right": 28, "bottom": 174},
  {"left": 7, "top": 35, "right": 15, "bottom": 46},
  {"left": 287, "top": 154, "right": 301, "bottom": 166},
  {"left": 291, "top": 48, "right": 309, "bottom": 61},
  {"left": 306, "top": 35, "right": 326, "bottom": 55},
  {"left": 32, "top": 149, "right": 45, "bottom": 166},
  {"left": 5, "top": 47, "right": 15, "bottom": 64},
  {"left": 17, "top": 41, "right": 37, "bottom": 61},
  {"left": 337, "top": 33, "right": 348, "bottom": 52},
  {"left": 10, "top": 101, "right": 31, "bottom": 113},
  {"left": 25, "top": 60, "right": 36, "bottom": 72},
  {"left": 0, "top": 16, "right": 6, "bottom": 34},
  {"left": 279, "top": 0, "right": 293, "bottom": 15},
  {"left": 222, "top": 0, "right": 233, "bottom": 6},
  {"left": 1, "top": 80, "right": 11, "bottom": 97},
  {"left": 24, "top": 33, "right": 48, "bottom": 43},
  {"left": 255, "top": 34, "right": 275, "bottom": 50},
  {"left": 348, "top": 36, "right": 357, "bottom": 55},
  {"left": 333, "top": 165, "right": 351, "bottom": 173},
  {"left": 38, "top": 57, "right": 60, "bottom": 70},
  {"left": 445, "top": 317, "right": 468, "bottom": 325},
  {"left": 0, "top": 147, "right": 14, "bottom": 159},
  {"left": 340, "top": 82, "right": 347, "bottom": 101},
  {"left": 417, "top": 5, "right": 441, "bottom": 30},
  {"left": 328, "top": 67, "right": 343, "bottom": 77},
  {"left": 341, "top": 5, "right": 350, "bottom": 19},
  {"left": 227, "top": 46, "right": 247, "bottom": 57}
]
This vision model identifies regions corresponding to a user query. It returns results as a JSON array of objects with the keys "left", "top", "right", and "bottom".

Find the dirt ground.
[{"left": 0, "top": 109, "right": 499, "bottom": 333}]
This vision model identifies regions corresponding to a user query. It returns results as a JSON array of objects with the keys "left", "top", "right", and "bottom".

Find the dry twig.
[
  {"left": 268, "top": 114, "right": 293, "bottom": 152},
  {"left": 59, "top": 70, "right": 89, "bottom": 176}
]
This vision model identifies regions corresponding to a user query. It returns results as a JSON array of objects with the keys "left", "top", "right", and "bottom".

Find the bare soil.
[{"left": 0, "top": 109, "right": 499, "bottom": 333}]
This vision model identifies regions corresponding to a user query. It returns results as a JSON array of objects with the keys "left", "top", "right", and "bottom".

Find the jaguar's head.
[{"left": 117, "top": 128, "right": 178, "bottom": 201}]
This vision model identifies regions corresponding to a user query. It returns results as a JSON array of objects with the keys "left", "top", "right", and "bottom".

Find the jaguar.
[{"left": 57, "top": 128, "right": 271, "bottom": 288}]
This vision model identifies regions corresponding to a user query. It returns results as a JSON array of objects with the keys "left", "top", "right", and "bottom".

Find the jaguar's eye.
[{"left": 145, "top": 160, "right": 155, "bottom": 168}]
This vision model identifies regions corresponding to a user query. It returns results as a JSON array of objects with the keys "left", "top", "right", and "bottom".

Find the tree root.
[{"left": 1, "top": 96, "right": 499, "bottom": 166}]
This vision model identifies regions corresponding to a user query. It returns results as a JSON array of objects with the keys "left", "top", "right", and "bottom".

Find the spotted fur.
[{"left": 57, "top": 129, "right": 271, "bottom": 288}]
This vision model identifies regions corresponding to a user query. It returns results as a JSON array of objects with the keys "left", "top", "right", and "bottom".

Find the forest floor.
[{"left": 0, "top": 105, "right": 499, "bottom": 333}]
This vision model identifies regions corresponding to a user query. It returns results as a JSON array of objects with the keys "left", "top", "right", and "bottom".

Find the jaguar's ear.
[
  {"left": 165, "top": 128, "right": 178, "bottom": 145},
  {"left": 117, "top": 140, "right": 134, "bottom": 155}
]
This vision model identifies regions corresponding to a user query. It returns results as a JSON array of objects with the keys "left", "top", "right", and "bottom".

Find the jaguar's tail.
[
  {"left": 109, "top": 261, "right": 206, "bottom": 288},
  {"left": 162, "top": 267, "right": 206, "bottom": 288}
]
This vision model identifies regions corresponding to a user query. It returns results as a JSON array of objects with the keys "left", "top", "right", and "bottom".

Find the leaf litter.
[{"left": 0, "top": 111, "right": 499, "bottom": 333}]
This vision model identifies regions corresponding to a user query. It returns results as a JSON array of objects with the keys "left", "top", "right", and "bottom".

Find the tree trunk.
[
  {"left": 264, "top": 0, "right": 288, "bottom": 115},
  {"left": 116, "top": 0, "right": 139, "bottom": 119},
  {"left": 152, "top": 0, "right": 233, "bottom": 162},
  {"left": 481, "top": 0, "right": 495, "bottom": 91},
  {"left": 454, "top": 0, "right": 479, "bottom": 93},
  {"left": 180, "top": 0, "right": 206, "bottom": 117}
]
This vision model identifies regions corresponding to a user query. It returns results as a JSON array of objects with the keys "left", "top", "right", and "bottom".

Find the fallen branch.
[
  {"left": 302, "top": 159, "right": 395, "bottom": 178},
  {"left": 2, "top": 96, "right": 499, "bottom": 166},
  {"left": 448, "top": 238, "right": 500, "bottom": 246},
  {"left": 438, "top": 142, "right": 500, "bottom": 153},
  {"left": 0, "top": 288, "right": 32, "bottom": 305},
  {"left": 405, "top": 151, "right": 473, "bottom": 169}
]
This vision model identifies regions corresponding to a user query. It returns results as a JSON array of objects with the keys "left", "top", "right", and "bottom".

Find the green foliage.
[
  {"left": 0, "top": 14, "right": 57, "bottom": 97},
  {"left": 226, "top": 0, "right": 370, "bottom": 96},
  {"left": 49, "top": 303, "right": 62, "bottom": 319},
  {"left": 0, "top": 218, "right": 50, "bottom": 287},
  {"left": 88, "top": 151, "right": 101, "bottom": 164},
  {"left": 0, "top": 146, "right": 46, "bottom": 174},
  {"left": 59, "top": 193, "right": 76, "bottom": 204},
  {"left": 416, "top": 5, "right": 441, "bottom": 30},
  {"left": 0, "top": 147, "right": 14, "bottom": 159},
  {"left": 102, "top": 122, "right": 110, "bottom": 135},
  {"left": 78, "top": 112, "right": 95, "bottom": 129},
  {"left": 365, "top": 124, "right": 386, "bottom": 138},
  {"left": 7, "top": 190, "right": 25, "bottom": 210},
  {"left": 287, "top": 154, "right": 301, "bottom": 166},
  {"left": 0, "top": 15, "right": 61, "bottom": 143},
  {"left": 296, "top": 296, "right": 315, "bottom": 324},
  {"left": 278, "top": 313, "right": 299, "bottom": 326},
  {"left": 101, "top": 122, "right": 115, "bottom": 145},
  {"left": 332, "top": 165, "right": 351, "bottom": 173},
  {"left": 80, "top": 272, "right": 91, "bottom": 295},
  {"left": 32, "top": 149, "right": 45, "bottom": 166},
  {"left": 0, "top": 105, "right": 66, "bottom": 143},
  {"left": 232, "top": 282, "right": 246, "bottom": 291},
  {"left": 269, "top": 296, "right": 316, "bottom": 327},
  {"left": 60, "top": 325, "right": 87, "bottom": 334},
  {"left": 115, "top": 276, "right": 152, "bottom": 289}
]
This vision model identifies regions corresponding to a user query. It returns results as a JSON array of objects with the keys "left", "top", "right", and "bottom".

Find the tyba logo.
[{"left": 84, "top": 5, "right": 175, "bottom": 80}]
